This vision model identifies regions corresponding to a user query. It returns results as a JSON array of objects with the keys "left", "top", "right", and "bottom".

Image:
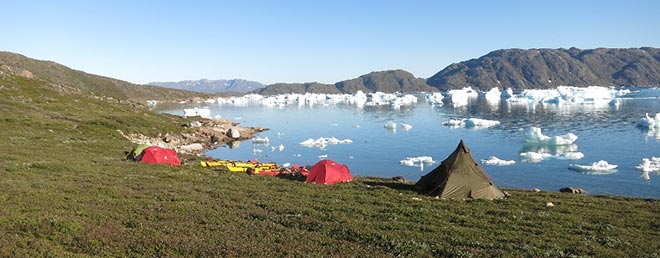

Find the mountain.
[
  {"left": 254, "top": 82, "right": 340, "bottom": 95},
  {"left": 0, "top": 51, "right": 207, "bottom": 101},
  {"left": 254, "top": 69, "right": 437, "bottom": 95},
  {"left": 149, "top": 79, "right": 265, "bottom": 94},
  {"left": 335, "top": 70, "right": 437, "bottom": 94},
  {"left": 427, "top": 47, "right": 660, "bottom": 91}
]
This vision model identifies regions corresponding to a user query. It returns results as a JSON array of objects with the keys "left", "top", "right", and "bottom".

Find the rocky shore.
[{"left": 118, "top": 118, "right": 268, "bottom": 155}]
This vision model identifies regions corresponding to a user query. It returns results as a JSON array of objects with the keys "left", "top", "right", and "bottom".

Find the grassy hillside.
[
  {"left": 0, "top": 51, "right": 208, "bottom": 101},
  {"left": 1, "top": 73, "right": 659, "bottom": 257}
]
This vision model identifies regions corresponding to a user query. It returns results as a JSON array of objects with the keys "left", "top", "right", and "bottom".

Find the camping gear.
[
  {"left": 306, "top": 159, "right": 353, "bottom": 185},
  {"left": 127, "top": 144, "right": 150, "bottom": 160},
  {"left": 414, "top": 140, "right": 505, "bottom": 200},
  {"left": 201, "top": 159, "right": 280, "bottom": 175},
  {"left": 140, "top": 146, "right": 181, "bottom": 166}
]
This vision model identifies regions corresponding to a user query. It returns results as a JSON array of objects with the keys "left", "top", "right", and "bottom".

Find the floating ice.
[
  {"left": 252, "top": 136, "right": 269, "bottom": 145},
  {"left": 568, "top": 160, "right": 617, "bottom": 174},
  {"left": 446, "top": 87, "right": 478, "bottom": 107},
  {"left": 442, "top": 118, "right": 500, "bottom": 129},
  {"left": 507, "top": 86, "right": 622, "bottom": 105},
  {"left": 282, "top": 163, "right": 291, "bottom": 168},
  {"left": 425, "top": 92, "right": 444, "bottom": 105},
  {"left": 636, "top": 157, "right": 660, "bottom": 180},
  {"left": 637, "top": 113, "right": 660, "bottom": 129},
  {"left": 557, "top": 152, "right": 585, "bottom": 160},
  {"left": 299, "top": 137, "right": 352, "bottom": 149},
  {"left": 481, "top": 156, "right": 515, "bottom": 166},
  {"left": 480, "top": 87, "right": 502, "bottom": 103},
  {"left": 183, "top": 107, "right": 211, "bottom": 118},
  {"left": 520, "top": 152, "right": 553, "bottom": 163},
  {"left": 524, "top": 127, "right": 577, "bottom": 145},
  {"left": 384, "top": 121, "right": 397, "bottom": 129},
  {"left": 402, "top": 123, "right": 413, "bottom": 131},
  {"left": 271, "top": 144, "right": 285, "bottom": 152},
  {"left": 400, "top": 156, "right": 435, "bottom": 168}
]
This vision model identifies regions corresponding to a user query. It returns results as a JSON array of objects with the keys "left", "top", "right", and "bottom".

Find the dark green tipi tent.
[{"left": 414, "top": 140, "right": 505, "bottom": 200}]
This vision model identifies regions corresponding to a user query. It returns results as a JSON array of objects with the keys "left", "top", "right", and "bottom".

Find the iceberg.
[
  {"left": 481, "top": 156, "right": 515, "bottom": 166},
  {"left": 425, "top": 92, "right": 444, "bottom": 106},
  {"left": 480, "top": 87, "right": 502, "bottom": 103},
  {"left": 446, "top": 87, "right": 478, "bottom": 107},
  {"left": 568, "top": 160, "right": 617, "bottom": 174},
  {"left": 442, "top": 118, "right": 500, "bottom": 129},
  {"left": 636, "top": 157, "right": 660, "bottom": 180},
  {"left": 400, "top": 156, "right": 435, "bottom": 169},
  {"left": 520, "top": 152, "right": 553, "bottom": 163},
  {"left": 299, "top": 137, "right": 352, "bottom": 149},
  {"left": 506, "top": 86, "right": 622, "bottom": 105},
  {"left": 183, "top": 107, "right": 212, "bottom": 118},
  {"left": 401, "top": 123, "right": 413, "bottom": 131},
  {"left": 524, "top": 127, "right": 578, "bottom": 145},
  {"left": 636, "top": 157, "right": 660, "bottom": 173},
  {"left": 384, "top": 121, "right": 397, "bottom": 130},
  {"left": 637, "top": 113, "right": 660, "bottom": 129},
  {"left": 252, "top": 136, "right": 269, "bottom": 145}
]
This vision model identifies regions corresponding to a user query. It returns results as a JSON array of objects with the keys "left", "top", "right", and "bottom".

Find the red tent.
[
  {"left": 140, "top": 146, "right": 181, "bottom": 166},
  {"left": 306, "top": 159, "right": 353, "bottom": 185}
]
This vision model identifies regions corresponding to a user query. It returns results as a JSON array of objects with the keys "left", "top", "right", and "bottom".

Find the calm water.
[{"left": 157, "top": 95, "right": 660, "bottom": 198}]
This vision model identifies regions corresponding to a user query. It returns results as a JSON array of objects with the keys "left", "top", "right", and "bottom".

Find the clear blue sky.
[{"left": 4, "top": 0, "right": 659, "bottom": 84}]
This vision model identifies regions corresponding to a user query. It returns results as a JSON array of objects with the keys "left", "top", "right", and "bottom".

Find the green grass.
[{"left": 1, "top": 75, "right": 659, "bottom": 257}]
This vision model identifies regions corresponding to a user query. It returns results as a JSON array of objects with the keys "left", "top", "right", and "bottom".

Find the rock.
[
  {"left": 227, "top": 127, "right": 241, "bottom": 139},
  {"left": 391, "top": 176, "right": 406, "bottom": 183},
  {"left": 533, "top": 188, "right": 541, "bottom": 192},
  {"left": 559, "top": 187, "right": 586, "bottom": 194},
  {"left": 546, "top": 202, "right": 555, "bottom": 207},
  {"left": 179, "top": 143, "right": 204, "bottom": 153}
]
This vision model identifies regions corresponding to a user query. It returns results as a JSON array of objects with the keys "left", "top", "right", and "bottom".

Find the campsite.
[{"left": 0, "top": 70, "right": 657, "bottom": 256}]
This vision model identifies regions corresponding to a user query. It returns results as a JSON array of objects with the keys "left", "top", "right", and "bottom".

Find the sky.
[{"left": 3, "top": 0, "right": 660, "bottom": 85}]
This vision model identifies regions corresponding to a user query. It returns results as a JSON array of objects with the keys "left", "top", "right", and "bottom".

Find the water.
[{"left": 157, "top": 95, "right": 660, "bottom": 198}]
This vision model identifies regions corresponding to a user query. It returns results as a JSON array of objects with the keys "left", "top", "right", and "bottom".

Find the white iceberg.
[
  {"left": 442, "top": 118, "right": 500, "bottom": 129},
  {"left": 400, "top": 156, "right": 435, "bottom": 169},
  {"left": 557, "top": 152, "right": 585, "bottom": 160},
  {"left": 481, "top": 156, "right": 515, "bottom": 166},
  {"left": 402, "top": 123, "right": 413, "bottom": 131},
  {"left": 520, "top": 152, "right": 553, "bottom": 163},
  {"left": 568, "top": 160, "right": 617, "bottom": 174},
  {"left": 446, "top": 87, "right": 478, "bottom": 107},
  {"left": 636, "top": 157, "right": 660, "bottom": 180},
  {"left": 637, "top": 113, "right": 660, "bottom": 129},
  {"left": 252, "top": 136, "right": 270, "bottom": 145},
  {"left": 506, "top": 86, "right": 621, "bottom": 105},
  {"left": 524, "top": 127, "right": 578, "bottom": 145},
  {"left": 299, "top": 137, "right": 353, "bottom": 149},
  {"left": 384, "top": 121, "right": 397, "bottom": 130},
  {"left": 425, "top": 92, "right": 444, "bottom": 105},
  {"left": 183, "top": 107, "right": 212, "bottom": 118},
  {"left": 480, "top": 87, "right": 502, "bottom": 103}
]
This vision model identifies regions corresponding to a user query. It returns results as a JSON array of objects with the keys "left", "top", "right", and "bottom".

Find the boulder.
[
  {"left": 559, "top": 187, "right": 585, "bottom": 194},
  {"left": 227, "top": 127, "right": 241, "bottom": 139}
]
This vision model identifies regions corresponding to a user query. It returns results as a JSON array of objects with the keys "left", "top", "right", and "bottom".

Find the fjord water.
[{"left": 158, "top": 96, "right": 660, "bottom": 198}]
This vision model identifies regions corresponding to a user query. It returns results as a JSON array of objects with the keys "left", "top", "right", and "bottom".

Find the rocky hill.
[
  {"left": 254, "top": 69, "right": 437, "bottom": 95},
  {"left": 0, "top": 51, "right": 207, "bottom": 101},
  {"left": 254, "top": 82, "right": 340, "bottom": 95},
  {"left": 335, "top": 70, "right": 436, "bottom": 94},
  {"left": 427, "top": 47, "right": 660, "bottom": 91},
  {"left": 149, "top": 79, "right": 265, "bottom": 94}
]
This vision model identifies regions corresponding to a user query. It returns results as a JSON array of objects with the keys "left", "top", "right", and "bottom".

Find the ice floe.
[
  {"left": 442, "top": 118, "right": 500, "bottom": 129},
  {"left": 637, "top": 113, "right": 660, "bottom": 129},
  {"left": 519, "top": 143, "right": 583, "bottom": 163},
  {"left": 636, "top": 157, "right": 660, "bottom": 180},
  {"left": 384, "top": 121, "right": 397, "bottom": 130},
  {"left": 446, "top": 87, "right": 478, "bottom": 107},
  {"left": 252, "top": 136, "right": 270, "bottom": 145},
  {"left": 524, "top": 127, "right": 578, "bottom": 145},
  {"left": 481, "top": 156, "right": 515, "bottom": 166},
  {"left": 183, "top": 107, "right": 211, "bottom": 118},
  {"left": 401, "top": 123, "right": 413, "bottom": 131},
  {"left": 271, "top": 144, "right": 285, "bottom": 152},
  {"left": 400, "top": 156, "right": 435, "bottom": 169},
  {"left": 425, "top": 92, "right": 444, "bottom": 106},
  {"left": 568, "top": 160, "right": 617, "bottom": 174},
  {"left": 506, "top": 86, "right": 623, "bottom": 105},
  {"left": 299, "top": 137, "right": 352, "bottom": 149}
]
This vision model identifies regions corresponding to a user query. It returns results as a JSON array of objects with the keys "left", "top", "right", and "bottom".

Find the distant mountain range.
[
  {"left": 3, "top": 47, "right": 659, "bottom": 99},
  {"left": 149, "top": 79, "right": 265, "bottom": 94},
  {"left": 427, "top": 47, "right": 660, "bottom": 91}
]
